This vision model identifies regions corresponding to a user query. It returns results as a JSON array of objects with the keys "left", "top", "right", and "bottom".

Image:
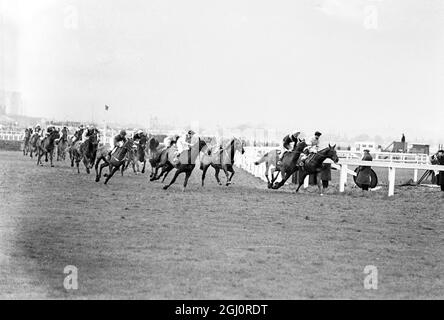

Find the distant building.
[
  {"left": 353, "top": 141, "right": 378, "bottom": 153},
  {"left": 0, "top": 90, "right": 24, "bottom": 116}
]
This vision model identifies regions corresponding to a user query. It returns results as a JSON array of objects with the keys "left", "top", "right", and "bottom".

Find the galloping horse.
[
  {"left": 71, "top": 129, "right": 100, "bottom": 174},
  {"left": 23, "top": 128, "right": 33, "bottom": 156},
  {"left": 56, "top": 129, "right": 69, "bottom": 161},
  {"left": 200, "top": 138, "right": 245, "bottom": 187},
  {"left": 162, "top": 138, "right": 208, "bottom": 191},
  {"left": 95, "top": 139, "right": 135, "bottom": 184},
  {"left": 122, "top": 134, "right": 148, "bottom": 175},
  {"left": 36, "top": 130, "right": 60, "bottom": 167},
  {"left": 148, "top": 137, "right": 168, "bottom": 181},
  {"left": 29, "top": 132, "right": 40, "bottom": 158},
  {"left": 256, "top": 141, "right": 307, "bottom": 189},
  {"left": 294, "top": 144, "right": 339, "bottom": 195}
]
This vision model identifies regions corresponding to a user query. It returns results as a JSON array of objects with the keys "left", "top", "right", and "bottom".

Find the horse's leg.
[
  {"left": 201, "top": 164, "right": 210, "bottom": 187},
  {"left": 104, "top": 166, "right": 119, "bottom": 185},
  {"left": 317, "top": 173, "right": 324, "bottom": 195},
  {"left": 222, "top": 166, "right": 230, "bottom": 186},
  {"left": 150, "top": 166, "right": 161, "bottom": 181},
  {"left": 141, "top": 160, "right": 146, "bottom": 174},
  {"left": 227, "top": 166, "right": 235, "bottom": 185},
  {"left": 296, "top": 172, "right": 308, "bottom": 193},
  {"left": 95, "top": 157, "right": 102, "bottom": 182},
  {"left": 161, "top": 166, "right": 173, "bottom": 183},
  {"left": 83, "top": 157, "right": 90, "bottom": 174},
  {"left": 214, "top": 167, "right": 222, "bottom": 185},
  {"left": 163, "top": 168, "right": 182, "bottom": 190},
  {"left": 50, "top": 151, "right": 54, "bottom": 167},
  {"left": 70, "top": 150, "right": 74, "bottom": 167},
  {"left": 182, "top": 170, "right": 192, "bottom": 191},
  {"left": 273, "top": 169, "right": 295, "bottom": 190},
  {"left": 75, "top": 155, "right": 81, "bottom": 174}
]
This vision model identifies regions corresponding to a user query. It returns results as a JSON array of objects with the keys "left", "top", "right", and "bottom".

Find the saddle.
[{"left": 298, "top": 153, "right": 316, "bottom": 169}]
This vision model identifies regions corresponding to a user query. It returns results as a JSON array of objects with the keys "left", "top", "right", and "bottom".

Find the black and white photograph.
[{"left": 0, "top": 0, "right": 443, "bottom": 304}]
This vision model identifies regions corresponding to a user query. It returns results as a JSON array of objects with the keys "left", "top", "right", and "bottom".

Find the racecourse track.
[{"left": 0, "top": 151, "right": 443, "bottom": 299}]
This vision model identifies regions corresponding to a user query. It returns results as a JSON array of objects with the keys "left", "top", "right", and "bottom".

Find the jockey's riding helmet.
[
  {"left": 188, "top": 130, "right": 195, "bottom": 135},
  {"left": 315, "top": 131, "right": 322, "bottom": 137},
  {"left": 292, "top": 132, "right": 300, "bottom": 139},
  {"left": 120, "top": 130, "right": 127, "bottom": 136}
]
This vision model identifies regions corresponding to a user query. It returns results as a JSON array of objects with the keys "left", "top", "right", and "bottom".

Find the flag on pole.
[{"left": 105, "top": 105, "right": 109, "bottom": 111}]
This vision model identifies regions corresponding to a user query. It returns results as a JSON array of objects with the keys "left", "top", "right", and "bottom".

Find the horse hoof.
[
  {"left": 141, "top": 170, "right": 145, "bottom": 174},
  {"left": 95, "top": 178, "right": 100, "bottom": 182},
  {"left": 51, "top": 165, "right": 54, "bottom": 167},
  {"left": 163, "top": 186, "right": 168, "bottom": 190}
]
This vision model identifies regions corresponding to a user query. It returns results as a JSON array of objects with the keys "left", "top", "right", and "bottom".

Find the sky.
[{"left": 1, "top": 0, "right": 444, "bottom": 142}]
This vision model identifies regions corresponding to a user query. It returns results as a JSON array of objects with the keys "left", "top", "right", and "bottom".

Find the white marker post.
[
  {"left": 339, "top": 164, "right": 348, "bottom": 192},
  {"left": 413, "top": 169, "right": 418, "bottom": 183},
  {"left": 388, "top": 166, "right": 396, "bottom": 196}
]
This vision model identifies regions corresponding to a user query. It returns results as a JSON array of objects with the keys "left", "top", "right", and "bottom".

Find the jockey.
[
  {"left": 81, "top": 125, "right": 95, "bottom": 143},
  {"left": 163, "top": 134, "right": 180, "bottom": 148},
  {"left": 61, "top": 126, "right": 68, "bottom": 141},
  {"left": 34, "top": 124, "right": 42, "bottom": 137},
  {"left": 277, "top": 131, "right": 301, "bottom": 164},
  {"left": 110, "top": 129, "right": 127, "bottom": 154},
  {"left": 133, "top": 129, "right": 145, "bottom": 143},
  {"left": 174, "top": 130, "right": 197, "bottom": 164},
  {"left": 46, "top": 125, "right": 56, "bottom": 137},
  {"left": 72, "top": 125, "right": 85, "bottom": 144},
  {"left": 299, "top": 131, "right": 322, "bottom": 166}
]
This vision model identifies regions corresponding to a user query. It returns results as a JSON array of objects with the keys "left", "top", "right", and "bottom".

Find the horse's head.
[
  {"left": 198, "top": 138, "right": 208, "bottom": 152},
  {"left": 323, "top": 144, "right": 339, "bottom": 163},
  {"left": 122, "top": 138, "right": 135, "bottom": 151},
  {"left": 295, "top": 140, "right": 307, "bottom": 152},
  {"left": 49, "top": 129, "right": 60, "bottom": 142},
  {"left": 148, "top": 137, "right": 160, "bottom": 152}
]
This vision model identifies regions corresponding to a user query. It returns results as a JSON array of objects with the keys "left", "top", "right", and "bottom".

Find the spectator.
[{"left": 356, "top": 149, "right": 373, "bottom": 191}]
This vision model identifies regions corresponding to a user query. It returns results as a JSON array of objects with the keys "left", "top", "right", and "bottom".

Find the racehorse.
[
  {"left": 29, "top": 132, "right": 40, "bottom": 158},
  {"left": 95, "top": 139, "right": 135, "bottom": 184},
  {"left": 23, "top": 128, "right": 33, "bottom": 156},
  {"left": 56, "top": 130, "right": 68, "bottom": 161},
  {"left": 71, "top": 129, "right": 100, "bottom": 174},
  {"left": 122, "top": 134, "right": 148, "bottom": 175},
  {"left": 161, "top": 138, "right": 209, "bottom": 191},
  {"left": 293, "top": 144, "right": 339, "bottom": 195},
  {"left": 256, "top": 141, "right": 307, "bottom": 189},
  {"left": 36, "top": 130, "right": 60, "bottom": 167},
  {"left": 147, "top": 137, "right": 168, "bottom": 181},
  {"left": 200, "top": 138, "right": 245, "bottom": 187}
]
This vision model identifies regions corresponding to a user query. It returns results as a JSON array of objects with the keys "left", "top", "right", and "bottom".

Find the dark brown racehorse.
[
  {"left": 72, "top": 129, "right": 100, "bottom": 174},
  {"left": 294, "top": 144, "right": 339, "bottom": 195},
  {"left": 95, "top": 139, "right": 135, "bottom": 184},
  {"left": 263, "top": 141, "right": 307, "bottom": 189},
  {"left": 200, "top": 138, "right": 245, "bottom": 187},
  {"left": 148, "top": 137, "right": 168, "bottom": 181},
  {"left": 122, "top": 134, "right": 148, "bottom": 175},
  {"left": 36, "top": 130, "right": 60, "bottom": 167},
  {"left": 162, "top": 138, "right": 208, "bottom": 191}
]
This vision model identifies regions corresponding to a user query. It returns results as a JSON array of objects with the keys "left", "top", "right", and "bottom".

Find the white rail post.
[
  {"left": 339, "top": 164, "right": 348, "bottom": 192},
  {"left": 388, "top": 166, "right": 396, "bottom": 196},
  {"left": 413, "top": 169, "right": 418, "bottom": 183},
  {"left": 304, "top": 175, "right": 309, "bottom": 189}
]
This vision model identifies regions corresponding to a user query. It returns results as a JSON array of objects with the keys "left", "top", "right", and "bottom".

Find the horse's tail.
[{"left": 254, "top": 153, "right": 269, "bottom": 165}]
